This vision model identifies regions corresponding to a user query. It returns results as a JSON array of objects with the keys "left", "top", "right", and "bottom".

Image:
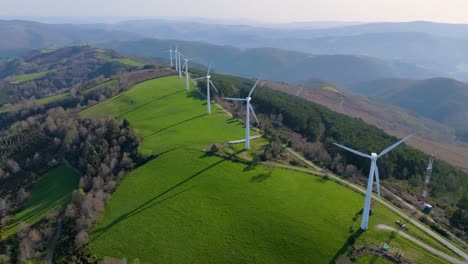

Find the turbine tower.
[
  {"left": 168, "top": 48, "right": 173, "bottom": 67},
  {"left": 193, "top": 65, "right": 218, "bottom": 114},
  {"left": 177, "top": 51, "right": 183, "bottom": 78},
  {"left": 181, "top": 56, "right": 198, "bottom": 91},
  {"left": 334, "top": 134, "right": 413, "bottom": 230},
  {"left": 223, "top": 79, "right": 261, "bottom": 150},
  {"left": 174, "top": 48, "right": 179, "bottom": 75}
]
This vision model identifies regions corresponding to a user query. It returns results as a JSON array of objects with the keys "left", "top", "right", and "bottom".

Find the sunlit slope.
[
  {"left": 83, "top": 76, "right": 451, "bottom": 263},
  {"left": 81, "top": 76, "right": 245, "bottom": 153},
  {"left": 3, "top": 164, "right": 80, "bottom": 237}
]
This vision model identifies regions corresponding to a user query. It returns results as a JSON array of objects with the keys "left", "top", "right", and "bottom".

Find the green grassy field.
[
  {"left": 83, "top": 79, "right": 118, "bottom": 93},
  {"left": 83, "top": 76, "right": 453, "bottom": 263},
  {"left": 36, "top": 92, "right": 69, "bottom": 105},
  {"left": 3, "top": 164, "right": 80, "bottom": 237},
  {"left": 13, "top": 70, "right": 50, "bottom": 83},
  {"left": 35, "top": 79, "right": 118, "bottom": 106},
  {"left": 116, "top": 58, "right": 144, "bottom": 67}
]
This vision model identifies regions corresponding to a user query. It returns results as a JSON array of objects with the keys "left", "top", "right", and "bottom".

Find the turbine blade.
[
  {"left": 375, "top": 162, "right": 381, "bottom": 197},
  {"left": 249, "top": 104, "right": 259, "bottom": 124},
  {"left": 207, "top": 63, "right": 212, "bottom": 75},
  {"left": 378, "top": 134, "right": 413, "bottom": 158},
  {"left": 192, "top": 77, "right": 206, "bottom": 81},
  {"left": 209, "top": 80, "right": 219, "bottom": 93},
  {"left": 248, "top": 78, "right": 261, "bottom": 97},
  {"left": 223, "top": 97, "right": 246, "bottom": 101},
  {"left": 333, "top": 143, "right": 371, "bottom": 159}
]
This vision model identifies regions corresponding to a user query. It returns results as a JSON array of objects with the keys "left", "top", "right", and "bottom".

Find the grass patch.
[
  {"left": 115, "top": 58, "right": 144, "bottom": 67},
  {"left": 34, "top": 79, "right": 118, "bottom": 106},
  {"left": 3, "top": 164, "right": 80, "bottom": 237},
  {"left": 40, "top": 48, "right": 59, "bottom": 54},
  {"left": 322, "top": 86, "right": 342, "bottom": 94},
  {"left": 84, "top": 76, "right": 455, "bottom": 263},
  {"left": 82, "top": 79, "right": 118, "bottom": 93},
  {"left": 36, "top": 92, "right": 69, "bottom": 105},
  {"left": 13, "top": 70, "right": 50, "bottom": 83}
]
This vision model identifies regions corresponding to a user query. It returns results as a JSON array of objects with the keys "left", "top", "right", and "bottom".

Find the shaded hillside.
[
  {"left": 99, "top": 39, "right": 434, "bottom": 84},
  {"left": 349, "top": 78, "right": 468, "bottom": 132},
  {"left": 0, "top": 20, "right": 139, "bottom": 56},
  {"left": 263, "top": 80, "right": 468, "bottom": 172},
  {"left": 0, "top": 46, "right": 146, "bottom": 105}
]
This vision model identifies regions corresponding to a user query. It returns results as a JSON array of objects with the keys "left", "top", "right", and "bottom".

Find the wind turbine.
[
  {"left": 174, "top": 48, "right": 179, "bottom": 75},
  {"left": 181, "top": 56, "right": 198, "bottom": 91},
  {"left": 166, "top": 48, "right": 173, "bottom": 68},
  {"left": 334, "top": 134, "right": 413, "bottom": 230},
  {"left": 193, "top": 65, "right": 218, "bottom": 114},
  {"left": 177, "top": 51, "right": 183, "bottom": 78},
  {"left": 223, "top": 79, "right": 261, "bottom": 150}
]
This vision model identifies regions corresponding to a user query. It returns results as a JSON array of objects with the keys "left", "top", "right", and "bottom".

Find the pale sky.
[{"left": 2, "top": 0, "right": 468, "bottom": 24}]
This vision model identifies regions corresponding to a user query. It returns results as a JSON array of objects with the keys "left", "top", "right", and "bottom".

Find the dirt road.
[{"left": 377, "top": 224, "right": 467, "bottom": 264}]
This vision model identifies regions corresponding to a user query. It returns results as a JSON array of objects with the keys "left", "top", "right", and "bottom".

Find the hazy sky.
[{"left": 2, "top": 0, "right": 468, "bottom": 24}]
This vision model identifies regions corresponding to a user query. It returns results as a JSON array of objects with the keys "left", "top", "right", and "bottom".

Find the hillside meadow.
[
  {"left": 82, "top": 76, "right": 452, "bottom": 263},
  {"left": 3, "top": 164, "right": 80, "bottom": 238}
]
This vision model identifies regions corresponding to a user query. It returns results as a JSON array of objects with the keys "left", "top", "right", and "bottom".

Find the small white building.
[{"left": 423, "top": 203, "right": 433, "bottom": 213}]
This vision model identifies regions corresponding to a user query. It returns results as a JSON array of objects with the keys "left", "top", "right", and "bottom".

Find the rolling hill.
[
  {"left": 99, "top": 39, "right": 435, "bottom": 84},
  {"left": 263, "top": 80, "right": 468, "bottom": 172},
  {"left": 4, "top": 19, "right": 468, "bottom": 81},
  {"left": 3, "top": 164, "right": 80, "bottom": 238},
  {"left": 0, "top": 46, "right": 145, "bottom": 106},
  {"left": 81, "top": 76, "right": 456, "bottom": 264},
  {"left": 98, "top": 20, "right": 468, "bottom": 80},
  {"left": 0, "top": 20, "right": 139, "bottom": 56},
  {"left": 348, "top": 78, "right": 468, "bottom": 132}
]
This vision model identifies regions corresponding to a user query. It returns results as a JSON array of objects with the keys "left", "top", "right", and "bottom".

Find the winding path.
[
  {"left": 377, "top": 224, "right": 467, "bottom": 264},
  {"left": 277, "top": 147, "right": 468, "bottom": 262},
  {"left": 47, "top": 220, "right": 63, "bottom": 264}
]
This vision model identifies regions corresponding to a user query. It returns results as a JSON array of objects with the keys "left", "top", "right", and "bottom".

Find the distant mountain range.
[
  {"left": 94, "top": 20, "right": 468, "bottom": 81},
  {"left": 98, "top": 38, "right": 436, "bottom": 84},
  {"left": 348, "top": 78, "right": 468, "bottom": 132},
  {"left": 3, "top": 19, "right": 468, "bottom": 80},
  {"left": 0, "top": 20, "right": 139, "bottom": 56}
]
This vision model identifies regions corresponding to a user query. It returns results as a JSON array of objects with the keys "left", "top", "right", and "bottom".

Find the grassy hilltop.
[{"left": 82, "top": 76, "right": 453, "bottom": 263}]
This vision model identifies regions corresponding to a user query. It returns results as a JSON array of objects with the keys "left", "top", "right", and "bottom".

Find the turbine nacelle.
[
  {"left": 207, "top": 75, "right": 211, "bottom": 79},
  {"left": 246, "top": 96, "right": 252, "bottom": 102}
]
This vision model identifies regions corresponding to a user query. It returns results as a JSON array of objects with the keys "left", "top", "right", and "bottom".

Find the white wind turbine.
[
  {"left": 334, "top": 134, "right": 413, "bottom": 230},
  {"left": 181, "top": 55, "right": 198, "bottom": 91},
  {"left": 177, "top": 50, "right": 183, "bottom": 78},
  {"left": 223, "top": 79, "right": 261, "bottom": 150},
  {"left": 174, "top": 48, "right": 179, "bottom": 75},
  {"left": 193, "top": 65, "right": 218, "bottom": 114},
  {"left": 166, "top": 48, "right": 173, "bottom": 68}
]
